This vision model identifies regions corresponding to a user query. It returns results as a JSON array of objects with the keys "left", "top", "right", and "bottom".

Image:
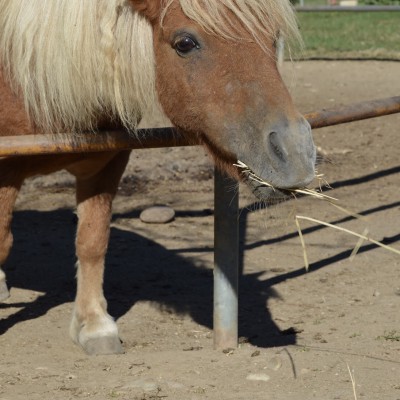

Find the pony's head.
[
  {"left": 131, "top": 0, "right": 316, "bottom": 198},
  {"left": 0, "top": 0, "right": 315, "bottom": 198}
]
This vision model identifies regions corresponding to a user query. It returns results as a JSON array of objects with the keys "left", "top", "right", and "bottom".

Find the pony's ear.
[{"left": 129, "top": 0, "right": 159, "bottom": 21}]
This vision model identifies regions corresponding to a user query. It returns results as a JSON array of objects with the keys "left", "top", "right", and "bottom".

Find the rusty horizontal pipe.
[
  {"left": 0, "top": 127, "right": 183, "bottom": 157},
  {"left": 0, "top": 96, "right": 399, "bottom": 157},
  {"left": 306, "top": 95, "right": 400, "bottom": 129}
]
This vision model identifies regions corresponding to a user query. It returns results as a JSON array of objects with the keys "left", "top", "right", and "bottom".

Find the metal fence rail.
[{"left": 1, "top": 96, "right": 399, "bottom": 157}]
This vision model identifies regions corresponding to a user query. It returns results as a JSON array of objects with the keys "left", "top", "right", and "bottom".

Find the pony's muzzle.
[{"left": 264, "top": 118, "right": 316, "bottom": 189}]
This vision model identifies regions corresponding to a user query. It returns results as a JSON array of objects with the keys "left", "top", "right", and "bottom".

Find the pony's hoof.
[
  {"left": 82, "top": 336, "right": 124, "bottom": 356},
  {"left": 0, "top": 280, "right": 10, "bottom": 302}
]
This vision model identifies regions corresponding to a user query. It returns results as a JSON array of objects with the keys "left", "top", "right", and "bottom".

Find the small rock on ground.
[
  {"left": 140, "top": 206, "right": 175, "bottom": 224},
  {"left": 246, "top": 373, "right": 271, "bottom": 382}
]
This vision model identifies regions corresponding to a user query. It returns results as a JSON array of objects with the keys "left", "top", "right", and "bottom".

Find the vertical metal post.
[{"left": 213, "top": 168, "right": 239, "bottom": 349}]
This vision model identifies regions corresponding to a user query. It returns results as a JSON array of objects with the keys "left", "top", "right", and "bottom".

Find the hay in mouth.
[{"left": 234, "top": 160, "right": 336, "bottom": 202}]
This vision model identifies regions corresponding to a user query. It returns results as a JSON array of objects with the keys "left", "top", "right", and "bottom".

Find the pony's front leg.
[
  {"left": 70, "top": 151, "right": 130, "bottom": 355},
  {"left": 0, "top": 185, "right": 19, "bottom": 301},
  {"left": 0, "top": 184, "right": 20, "bottom": 300},
  {"left": 0, "top": 160, "right": 24, "bottom": 301}
]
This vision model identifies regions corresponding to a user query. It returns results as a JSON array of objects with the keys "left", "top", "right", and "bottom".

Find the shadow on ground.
[
  {"left": 0, "top": 208, "right": 293, "bottom": 348},
  {"left": 1, "top": 164, "right": 399, "bottom": 349}
]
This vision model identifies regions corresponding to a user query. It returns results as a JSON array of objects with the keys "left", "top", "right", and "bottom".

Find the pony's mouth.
[
  {"left": 244, "top": 177, "right": 293, "bottom": 203},
  {"left": 234, "top": 160, "right": 293, "bottom": 202},
  {"left": 235, "top": 160, "right": 333, "bottom": 204}
]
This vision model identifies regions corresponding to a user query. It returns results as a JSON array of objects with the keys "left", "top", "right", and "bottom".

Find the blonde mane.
[
  {"left": 166, "top": 0, "right": 301, "bottom": 49},
  {"left": 0, "top": 0, "right": 299, "bottom": 133},
  {"left": 0, "top": 0, "right": 155, "bottom": 133}
]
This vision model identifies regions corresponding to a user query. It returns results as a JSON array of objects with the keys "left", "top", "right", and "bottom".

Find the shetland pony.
[{"left": 0, "top": 0, "right": 316, "bottom": 354}]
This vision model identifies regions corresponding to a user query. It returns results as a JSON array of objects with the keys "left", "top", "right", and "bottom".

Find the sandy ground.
[{"left": 1, "top": 61, "right": 400, "bottom": 400}]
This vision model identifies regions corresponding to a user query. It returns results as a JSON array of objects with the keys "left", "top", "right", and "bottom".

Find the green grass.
[{"left": 294, "top": 12, "right": 400, "bottom": 59}]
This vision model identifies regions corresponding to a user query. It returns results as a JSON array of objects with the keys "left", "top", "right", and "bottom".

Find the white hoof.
[
  {"left": 82, "top": 335, "right": 124, "bottom": 355},
  {"left": 0, "top": 271, "right": 9, "bottom": 302},
  {"left": 70, "top": 313, "right": 124, "bottom": 355}
]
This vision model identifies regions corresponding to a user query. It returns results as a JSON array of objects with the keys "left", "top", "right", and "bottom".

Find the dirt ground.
[{"left": 1, "top": 61, "right": 399, "bottom": 400}]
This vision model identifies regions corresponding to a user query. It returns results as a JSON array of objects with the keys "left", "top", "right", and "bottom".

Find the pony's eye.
[{"left": 173, "top": 36, "right": 200, "bottom": 56}]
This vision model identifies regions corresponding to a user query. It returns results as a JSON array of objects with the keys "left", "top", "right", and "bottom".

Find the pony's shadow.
[{"left": 0, "top": 208, "right": 294, "bottom": 348}]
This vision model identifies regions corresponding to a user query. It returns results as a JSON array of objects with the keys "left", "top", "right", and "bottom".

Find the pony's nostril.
[{"left": 268, "top": 131, "right": 287, "bottom": 162}]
